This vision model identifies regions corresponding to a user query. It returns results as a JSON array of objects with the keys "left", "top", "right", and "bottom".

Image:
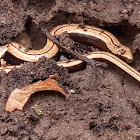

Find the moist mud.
[{"left": 0, "top": 0, "right": 140, "bottom": 140}]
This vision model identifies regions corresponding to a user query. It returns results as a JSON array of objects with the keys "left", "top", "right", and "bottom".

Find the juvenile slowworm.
[
  {"left": 7, "top": 24, "right": 133, "bottom": 63},
  {"left": 1, "top": 51, "right": 140, "bottom": 82},
  {"left": 1, "top": 24, "right": 140, "bottom": 82}
]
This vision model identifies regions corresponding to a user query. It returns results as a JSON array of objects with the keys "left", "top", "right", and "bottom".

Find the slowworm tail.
[{"left": 57, "top": 51, "right": 140, "bottom": 82}]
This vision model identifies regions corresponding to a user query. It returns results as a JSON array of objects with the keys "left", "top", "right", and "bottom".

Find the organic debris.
[
  {"left": 0, "top": 45, "right": 8, "bottom": 58},
  {"left": 1, "top": 59, "right": 7, "bottom": 68},
  {"left": 105, "top": 93, "right": 112, "bottom": 97},
  {"left": 6, "top": 77, "right": 67, "bottom": 112},
  {"left": 33, "top": 104, "right": 43, "bottom": 116}
]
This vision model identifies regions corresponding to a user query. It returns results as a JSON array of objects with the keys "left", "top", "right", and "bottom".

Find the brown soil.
[{"left": 0, "top": 0, "right": 140, "bottom": 140}]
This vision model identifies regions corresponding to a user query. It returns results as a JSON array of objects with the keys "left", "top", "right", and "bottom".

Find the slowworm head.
[{"left": 118, "top": 45, "right": 133, "bottom": 63}]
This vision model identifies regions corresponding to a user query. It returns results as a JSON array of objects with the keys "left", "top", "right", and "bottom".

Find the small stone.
[
  {"left": 89, "top": 1, "right": 95, "bottom": 10},
  {"left": 121, "top": 9, "right": 128, "bottom": 14},
  {"left": 127, "top": 5, "right": 133, "bottom": 13},
  {"left": 59, "top": 55, "right": 69, "bottom": 61},
  {"left": 69, "top": 89, "right": 75, "bottom": 94}
]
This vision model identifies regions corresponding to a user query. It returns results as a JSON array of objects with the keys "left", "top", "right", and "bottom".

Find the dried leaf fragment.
[{"left": 6, "top": 78, "right": 67, "bottom": 112}]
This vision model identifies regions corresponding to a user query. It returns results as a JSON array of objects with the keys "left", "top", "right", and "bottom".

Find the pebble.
[
  {"left": 121, "top": 9, "right": 128, "bottom": 14},
  {"left": 59, "top": 55, "right": 69, "bottom": 61},
  {"left": 69, "top": 89, "right": 75, "bottom": 94}
]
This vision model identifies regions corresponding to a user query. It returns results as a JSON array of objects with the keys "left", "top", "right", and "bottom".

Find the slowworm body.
[
  {"left": 0, "top": 24, "right": 140, "bottom": 82},
  {"left": 1, "top": 51, "right": 140, "bottom": 82},
  {"left": 57, "top": 52, "right": 140, "bottom": 82},
  {"left": 7, "top": 24, "right": 133, "bottom": 63}
]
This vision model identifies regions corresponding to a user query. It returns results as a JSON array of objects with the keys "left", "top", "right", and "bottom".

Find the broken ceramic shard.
[{"left": 6, "top": 78, "right": 67, "bottom": 112}]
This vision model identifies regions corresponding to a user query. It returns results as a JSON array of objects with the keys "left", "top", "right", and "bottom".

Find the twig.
[{"left": 39, "top": 25, "right": 96, "bottom": 67}]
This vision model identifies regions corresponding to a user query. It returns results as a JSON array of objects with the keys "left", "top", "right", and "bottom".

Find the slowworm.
[
  {"left": 7, "top": 24, "right": 133, "bottom": 63},
  {"left": 1, "top": 51, "right": 140, "bottom": 82},
  {"left": 1, "top": 24, "right": 140, "bottom": 82}
]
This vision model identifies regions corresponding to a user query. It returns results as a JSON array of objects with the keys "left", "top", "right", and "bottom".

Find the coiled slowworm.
[{"left": 1, "top": 24, "right": 140, "bottom": 82}]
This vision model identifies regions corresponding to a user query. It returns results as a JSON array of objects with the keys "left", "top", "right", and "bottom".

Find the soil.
[{"left": 0, "top": 0, "right": 140, "bottom": 140}]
